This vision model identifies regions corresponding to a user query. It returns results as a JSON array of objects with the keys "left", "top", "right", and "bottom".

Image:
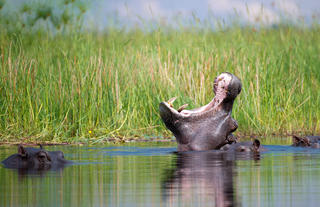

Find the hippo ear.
[
  {"left": 292, "top": 135, "right": 301, "bottom": 145},
  {"left": 18, "top": 145, "right": 28, "bottom": 157},
  {"left": 253, "top": 139, "right": 260, "bottom": 150}
]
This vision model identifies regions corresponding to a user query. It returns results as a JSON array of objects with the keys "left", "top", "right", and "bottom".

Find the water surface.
[{"left": 1, "top": 142, "right": 320, "bottom": 207}]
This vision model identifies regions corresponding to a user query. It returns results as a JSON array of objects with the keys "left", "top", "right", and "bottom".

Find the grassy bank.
[{"left": 0, "top": 25, "right": 319, "bottom": 143}]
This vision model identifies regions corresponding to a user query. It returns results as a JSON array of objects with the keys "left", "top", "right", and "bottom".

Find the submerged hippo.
[
  {"left": 220, "top": 139, "right": 262, "bottom": 153},
  {"left": 159, "top": 72, "right": 241, "bottom": 151},
  {"left": 1, "top": 145, "right": 71, "bottom": 171},
  {"left": 292, "top": 135, "right": 320, "bottom": 148}
]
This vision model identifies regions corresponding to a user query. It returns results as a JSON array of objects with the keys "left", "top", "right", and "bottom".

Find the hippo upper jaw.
[{"left": 159, "top": 72, "right": 241, "bottom": 151}]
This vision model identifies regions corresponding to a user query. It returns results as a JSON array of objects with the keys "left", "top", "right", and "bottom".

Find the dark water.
[{"left": 1, "top": 143, "right": 320, "bottom": 207}]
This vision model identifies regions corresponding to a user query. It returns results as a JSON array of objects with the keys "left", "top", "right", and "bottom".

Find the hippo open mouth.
[{"left": 159, "top": 72, "right": 241, "bottom": 151}]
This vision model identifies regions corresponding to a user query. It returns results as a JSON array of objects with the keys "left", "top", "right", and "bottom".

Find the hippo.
[
  {"left": 292, "top": 135, "right": 320, "bottom": 148},
  {"left": 220, "top": 139, "right": 262, "bottom": 153},
  {"left": 1, "top": 145, "right": 71, "bottom": 171},
  {"left": 159, "top": 72, "right": 241, "bottom": 151}
]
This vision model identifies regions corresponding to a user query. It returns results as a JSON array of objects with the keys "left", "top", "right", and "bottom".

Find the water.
[{"left": 1, "top": 143, "right": 320, "bottom": 207}]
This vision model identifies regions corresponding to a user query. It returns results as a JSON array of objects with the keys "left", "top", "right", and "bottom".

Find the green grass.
[{"left": 0, "top": 25, "right": 319, "bottom": 143}]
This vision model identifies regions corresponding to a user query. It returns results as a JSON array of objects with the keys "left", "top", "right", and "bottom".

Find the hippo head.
[
  {"left": 292, "top": 135, "right": 311, "bottom": 147},
  {"left": 159, "top": 72, "right": 242, "bottom": 151},
  {"left": 221, "top": 139, "right": 261, "bottom": 153},
  {"left": 2, "top": 145, "right": 69, "bottom": 171},
  {"left": 292, "top": 135, "right": 320, "bottom": 148}
]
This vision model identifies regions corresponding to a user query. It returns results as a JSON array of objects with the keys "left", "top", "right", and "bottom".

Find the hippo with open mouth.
[{"left": 159, "top": 72, "right": 242, "bottom": 151}]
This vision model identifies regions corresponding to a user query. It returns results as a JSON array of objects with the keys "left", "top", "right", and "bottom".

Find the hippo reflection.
[
  {"left": 292, "top": 135, "right": 320, "bottom": 148},
  {"left": 1, "top": 145, "right": 71, "bottom": 172},
  {"left": 162, "top": 150, "right": 260, "bottom": 207},
  {"left": 159, "top": 72, "right": 241, "bottom": 151}
]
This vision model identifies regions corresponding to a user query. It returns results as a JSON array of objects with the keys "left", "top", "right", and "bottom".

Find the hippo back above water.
[{"left": 1, "top": 145, "right": 71, "bottom": 170}]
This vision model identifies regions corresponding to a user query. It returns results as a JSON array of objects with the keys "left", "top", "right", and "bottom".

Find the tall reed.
[{"left": 0, "top": 25, "right": 319, "bottom": 143}]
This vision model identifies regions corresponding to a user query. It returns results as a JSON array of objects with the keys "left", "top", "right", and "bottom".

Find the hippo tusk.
[
  {"left": 167, "top": 97, "right": 177, "bottom": 107},
  {"left": 177, "top": 104, "right": 188, "bottom": 112}
]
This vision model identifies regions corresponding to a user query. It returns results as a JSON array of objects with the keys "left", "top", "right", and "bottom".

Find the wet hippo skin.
[
  {"left": 159, "top": 72, "right": 241, "bottom": 151},
  {"left": 1, "top": 145, "right": 71, "bottom": 171}
]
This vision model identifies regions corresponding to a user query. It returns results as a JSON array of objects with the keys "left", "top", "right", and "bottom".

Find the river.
[{"left": 1, "top": 142, "right": 320, "bottom": 207}]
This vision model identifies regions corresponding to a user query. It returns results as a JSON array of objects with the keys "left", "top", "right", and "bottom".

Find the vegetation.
[
  {"left": 0, "top": 2, "right": 319, "bottom": 143},
  {"left": 0, "top": 0, "right": 87, "bottom": 34}
]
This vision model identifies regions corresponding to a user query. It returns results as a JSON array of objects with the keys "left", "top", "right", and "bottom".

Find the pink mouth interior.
[
  {"left": 178, "top": 73, "right": 232, "bottom": 116},
  {"left": 213, "top": 73, "right": 231, "bottom": 106}
]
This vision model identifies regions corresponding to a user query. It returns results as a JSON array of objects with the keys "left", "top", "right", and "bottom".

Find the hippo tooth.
[
  {"left": 177, "top": 104, "right": 188, "bottom": 112},
  {"left": 167, "top": 97, "right": 177, "bottom": 107}
]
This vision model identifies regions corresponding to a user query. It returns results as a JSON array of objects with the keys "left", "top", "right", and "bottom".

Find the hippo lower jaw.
[{"left": 159, "top": 72, "right": 242, "bottom": 151}]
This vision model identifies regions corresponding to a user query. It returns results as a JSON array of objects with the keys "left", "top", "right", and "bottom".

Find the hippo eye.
[
  {"left": 39, "top": 154, "right": 46, "bottom": 159},
  {"left": 37, "top": 152, "right": 49, "bottom": 161}
]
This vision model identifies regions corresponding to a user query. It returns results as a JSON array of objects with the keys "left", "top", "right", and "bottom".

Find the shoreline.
[{"left": 0, "top": 134, "right": 307, "bottom": 146}]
